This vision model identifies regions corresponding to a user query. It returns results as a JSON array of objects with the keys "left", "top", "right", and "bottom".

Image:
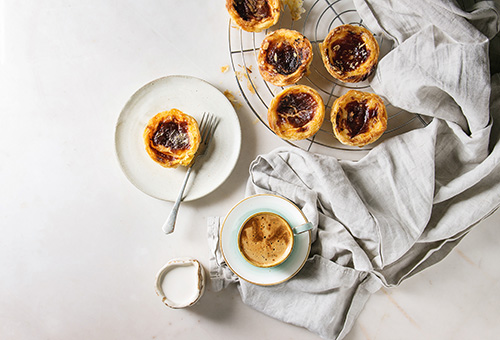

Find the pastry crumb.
[
  {"left": 237, "top": 64, "right": 253, "bottom": 73},
  {"left": 220, "top": 65, "right": 229, "bottom": 73},
  {"left": 224, "top": 90, "right": 242, "bottom": 109},
  {"left": 235, "top": 66, "right": 256, "bottom": 94},
  {"left": 282, "top": 0, "right": 305, "bottom": 21}
]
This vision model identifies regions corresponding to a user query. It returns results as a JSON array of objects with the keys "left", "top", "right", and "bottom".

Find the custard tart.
[
  {"left": 258, "top": 29, "right": 313, "bottom": 86},
  {"left": 226, "top": 0, "right": 281, "bottom": 33},
  {"left": 143, "top": 109, "right": 200, "bottom": 168},
  {"left": 331, "top": 90, "right": 387, "bottom": 147},
  {"left": 268, "top": 85, "right": 325, "bottom": 140},
  {"left": 320, "top": 24, "right": 379, "bottom": 83}
]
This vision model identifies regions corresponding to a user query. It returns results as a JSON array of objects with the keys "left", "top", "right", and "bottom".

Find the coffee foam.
[{"left": 238, "top": 212, "right": 293, "bottom": 267}]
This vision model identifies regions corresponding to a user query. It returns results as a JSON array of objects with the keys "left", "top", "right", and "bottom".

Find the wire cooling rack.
[{"left": 228, "top": 0, "right": 430, "bottom": 156}]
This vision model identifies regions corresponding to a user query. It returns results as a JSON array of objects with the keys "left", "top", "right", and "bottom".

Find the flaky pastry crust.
[
  {"left": 143, "top": 109, "right": 200, "bottom": 168},
  {"left": 320, "top": 24, "right": 379, "bottom": 83},
  {"left": 268, "top": 85, "right": 325, "bottom": 140},
  {"left": 258, "top": 29, "right": 313, "bottom": 86},
  {"left": 331, "top": 90, "right": 387, "bottom": 147},
  {"left": 226, "top": 0, "right": 281, "bottom": 33}
]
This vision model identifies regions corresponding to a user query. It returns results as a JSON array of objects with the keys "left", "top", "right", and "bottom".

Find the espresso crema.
[{"left": 238, "top": 212, "right": 294, "bottom": 268}]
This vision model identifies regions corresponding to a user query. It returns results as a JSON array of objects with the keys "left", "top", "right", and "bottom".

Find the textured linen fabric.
[{"left": 208, "top": 1, "right": 500, "bottom": 339}]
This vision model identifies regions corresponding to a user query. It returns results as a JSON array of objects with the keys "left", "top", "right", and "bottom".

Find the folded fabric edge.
[
  {"left": 207, "top": 216, "right": 238, "bottom": 292},
  {"left": 336, "top": 274, "right": 381, "bottom": 340},
  {"left": 375, "top": 202, "right": 500, "bottom": 286}
]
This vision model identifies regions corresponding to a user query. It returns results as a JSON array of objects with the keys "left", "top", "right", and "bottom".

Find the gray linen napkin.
[{"left": 208, "top": 1, "right": 500, "bottom": 339}]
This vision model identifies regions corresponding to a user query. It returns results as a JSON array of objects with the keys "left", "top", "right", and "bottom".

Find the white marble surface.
[{"left": 1, "top": 1, "right": 499, "bottom": 339}]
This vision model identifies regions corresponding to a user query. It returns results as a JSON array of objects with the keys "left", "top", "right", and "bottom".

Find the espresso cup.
[{"left": 237, "top": 212, "right": 313, "bottom": 268}]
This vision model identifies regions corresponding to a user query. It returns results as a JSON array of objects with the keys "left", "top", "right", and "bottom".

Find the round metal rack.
[{"left": 228, "top": 0, "right": 430, "bottom": 156}]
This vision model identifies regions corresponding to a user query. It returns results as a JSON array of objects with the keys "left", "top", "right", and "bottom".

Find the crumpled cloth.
[{"left": 208, "top": 1, "right": 500, "bottom": 339}]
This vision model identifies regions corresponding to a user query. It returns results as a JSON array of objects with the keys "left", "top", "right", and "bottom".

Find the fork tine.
[
  {"left": 198, "top": 112, "right": 208, "bottom": 132},
  {"left": 204, "top": 116, "right": 218, "bottom": 146},
  {"left": 190, "top": 112, "right": 218, "bottom": 163},
  {"left": 199, "top": 114, "right": 212, "bottom": 141},
  {"left": 203, "top": 113, "right": 215, "bottom": 137}
]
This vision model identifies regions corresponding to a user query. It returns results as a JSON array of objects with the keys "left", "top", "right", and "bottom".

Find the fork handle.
[{"left": 162, "top": 166, "right": 194, "bottom": 234}]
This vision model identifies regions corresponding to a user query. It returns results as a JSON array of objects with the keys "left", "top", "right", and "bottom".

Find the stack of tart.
[{"left": 225, "top": 2, "right": 387, "bottom": 147}]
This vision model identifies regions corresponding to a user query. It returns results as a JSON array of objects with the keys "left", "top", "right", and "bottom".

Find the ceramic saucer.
[{"left": 220, "top": 194, "right": 311, "bottom": 286}]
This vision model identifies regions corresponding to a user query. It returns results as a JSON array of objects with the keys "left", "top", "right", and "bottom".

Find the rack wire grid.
[{"left": 228, "top": 0, "right": 431, "bottom": 156}]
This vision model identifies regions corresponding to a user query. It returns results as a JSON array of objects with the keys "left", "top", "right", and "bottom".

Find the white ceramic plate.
[
  {"left": 115, "top": 75, "right": 241, "bottom": 201},
  {"left": 220, "top": 194, "right": 311, "bottom": 286}
]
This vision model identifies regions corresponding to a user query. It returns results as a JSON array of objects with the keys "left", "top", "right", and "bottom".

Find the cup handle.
[{"left": 291, "top": 221, "right": 313, "bottom": 235}]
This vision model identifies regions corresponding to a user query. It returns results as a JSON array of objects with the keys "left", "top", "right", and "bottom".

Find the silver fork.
[{"left": 162, "top": 112, "right": 218, "bottom": 234}]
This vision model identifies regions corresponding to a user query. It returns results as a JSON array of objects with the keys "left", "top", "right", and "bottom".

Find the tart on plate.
[
  {"left": 320, "top": 24, "right": 379, "bottom": 83},
  {"left": 258, "top": 29, "right": 313, "bottom": 86},
  {"left": 330, "top": 90, "right": 387, "bottom": 147},
  {"left": 226, "top": 0, "right": 281, "bottom": 33},
  {"left": 143, "top": 109, "right": 200, "bottom": 168},
  {"left": 268, "top": 85, "right": 325, "bottom": 140}
]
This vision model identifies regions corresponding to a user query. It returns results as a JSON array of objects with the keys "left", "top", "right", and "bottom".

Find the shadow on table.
[{"left": 188, "top": 284, "right": 240, "bottom": 321}]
